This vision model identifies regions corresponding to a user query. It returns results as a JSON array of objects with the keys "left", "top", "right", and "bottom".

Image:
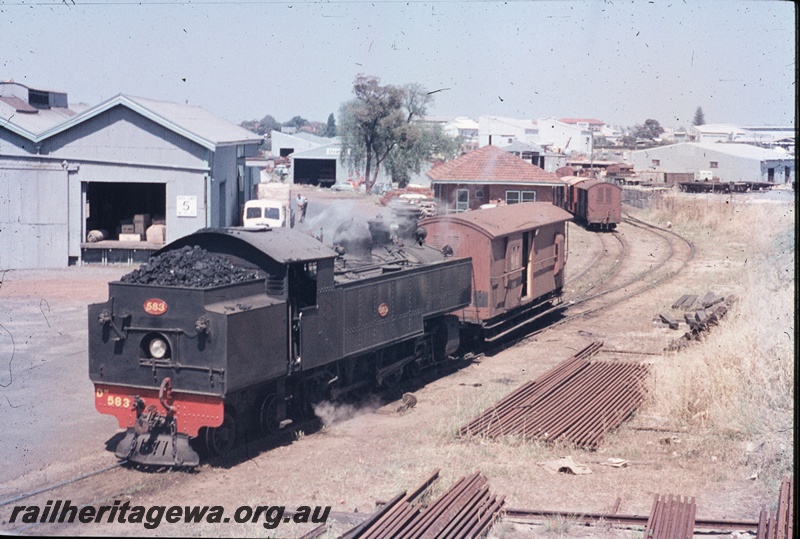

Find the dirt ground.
[{"left": 0, "top": 189, "right": 793, "bottom": 538}]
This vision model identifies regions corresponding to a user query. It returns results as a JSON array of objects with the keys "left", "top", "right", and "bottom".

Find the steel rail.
[
  {"left": 502, "top": 508, "right": 758, "bottom": 532},
  {"left": 513, "top": 213, "right": 695, "bottom": 345},
  {"left": 0, "top": 461, "right": 127, "bottom": 507}
]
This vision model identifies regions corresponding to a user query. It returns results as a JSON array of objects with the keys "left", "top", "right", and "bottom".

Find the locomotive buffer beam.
[{"left": 115, "top": 429, "right": 200, "bottom": 467}]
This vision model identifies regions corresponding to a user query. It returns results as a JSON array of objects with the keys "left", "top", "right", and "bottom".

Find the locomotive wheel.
[
  {"left": 205, "top": 412, "right": 236, "bottom": 457},
  {"left": 404, "top": 360, "right": 421, "bottom": 380},
  {"left": 381, "top": 368, "right": 403, "bottom": 389},
  {"left": 260, "top": 395, "right": 280, "bottom": 436}
]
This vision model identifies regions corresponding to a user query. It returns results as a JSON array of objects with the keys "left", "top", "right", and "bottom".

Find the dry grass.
[{"left": 640, "top": 194, "right": 794, "bottom": 481}]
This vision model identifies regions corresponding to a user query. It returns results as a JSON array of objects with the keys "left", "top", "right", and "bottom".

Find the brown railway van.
[{"left": 421, "top": 202, "right": 571, "bottom": 338}]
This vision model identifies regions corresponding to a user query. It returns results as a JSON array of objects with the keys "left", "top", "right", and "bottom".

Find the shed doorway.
[{"left": 85, "top": 182, "right": 166, "bottom": 241}]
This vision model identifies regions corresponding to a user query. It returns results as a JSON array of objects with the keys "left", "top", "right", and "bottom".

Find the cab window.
[{"left": 246, "top": 207, "right": 262, "bottom": 219}]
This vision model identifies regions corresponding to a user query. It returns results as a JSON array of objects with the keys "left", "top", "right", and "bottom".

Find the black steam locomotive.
[
  {"left": 89, "top": 202, "right": 571, "bottom": 467},
  {"left": 89, "top": 219, "right": 472, "bottom": 466}
]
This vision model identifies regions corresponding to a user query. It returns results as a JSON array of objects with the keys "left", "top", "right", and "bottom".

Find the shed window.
[
  {"left": 652, "top": 159, "right": 660, "bottom": 166},
  {"left": 710, "top": 161, "right": 718, "bottom": 169}
]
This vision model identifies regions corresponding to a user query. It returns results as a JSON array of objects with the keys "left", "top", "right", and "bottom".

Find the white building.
[
  {"left": 478, "top": 116, "right": 592, "bottom": 155},
  {"left": 477, "top": 115, "right": 538, "bottom": 147},
  {"left": 443, "top": 117, "right": 479, "bottom": 149},
  {"left": 270, "top": 130, "right": 334, "bottom": 158},
  {"left": 537, "top": 118, "right": 592, "bottom": 155},
  {"left": 628, "top": 142, "right": 794, "bottom": 185}
]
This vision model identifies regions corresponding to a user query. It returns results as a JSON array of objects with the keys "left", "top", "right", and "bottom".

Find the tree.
[
  {"left": 239, "top": 114, "right": 280, "bottom": 136},
  {"left": 324, "top": 113, "right": 337, "bottom": 137},
  {"left": 259, "top": 114, "right": 281, "bottom": 135},
  {"left": 283, "top": 116, "right": 309, "bottom": 129},
  {"left": 384, "top": 123, "right": 460, "bottom": 187},
  {"left": 633, "top": 119, "right": 664, "bottom": 141},
  {"left": 693, "top": 107, "right": 705, "bottom": 126},
  {"left": 338, "top": 75, "right": 436, "bottom": 192}
]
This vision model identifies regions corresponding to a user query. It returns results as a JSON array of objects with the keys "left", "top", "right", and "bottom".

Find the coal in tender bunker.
[{"left": 120, "top": 245, "right": 266, "bottom": 287}]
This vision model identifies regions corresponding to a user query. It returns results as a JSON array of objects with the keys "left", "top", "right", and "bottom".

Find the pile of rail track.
[
  {"left": 642, "top": 494, "right": 697, "bottom": 539},
  {"left": 338, "top": 470, "right": 504, "bottom": 539},
  {"left": 756, "top": 475, "right": 793, "bottom": 539},
  {"left": 460, "top": 342, "right": 649, "bottom": 448}
]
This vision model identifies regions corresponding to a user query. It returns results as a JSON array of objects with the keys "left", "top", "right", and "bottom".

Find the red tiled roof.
[
  {"left": 427, "top": 145, "right": 560, "bottom": 183},
  {"left": 559, "top": 118, "right": 605, "bottom": 125}
]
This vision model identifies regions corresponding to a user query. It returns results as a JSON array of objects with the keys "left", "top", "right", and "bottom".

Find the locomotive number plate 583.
[{"left": 144, "top": 298, "right": 168, "bottom": 315}]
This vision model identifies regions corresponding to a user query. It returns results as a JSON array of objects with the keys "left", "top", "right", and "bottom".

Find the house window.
[
  {"left": 475, "top": 190, "right": 485, "bottom": 199},
  {"left": 652, "top": 159, "right": 660, "bottom": 166},
  {"left": 506, "top": 191, "right": 537, "bottom": 204},
  {"left": 710, "top": 161, "right": 718, "bottom": 168},
  {"left": 455, "top": 189, "right": 469, "bottom": 212}
]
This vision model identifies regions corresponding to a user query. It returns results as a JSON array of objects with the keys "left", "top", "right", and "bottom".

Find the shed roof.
[
  {"left": 427, "top": 145, "right": 560, "bottom": 184},
  {"left": 0, "top": 97, "right": 86, "bottom": 138},
  {"left": 688, "top": 142, "right": 791, "bottom": 160},
  {"left": 32, "top": 94, "right": 262, "bottom": 149},
  {"left": 630, "top": 142, "right": 792, "bottom": 162},
  {"left": 421, "top": 202, "right": 572, "bottom": 240}
]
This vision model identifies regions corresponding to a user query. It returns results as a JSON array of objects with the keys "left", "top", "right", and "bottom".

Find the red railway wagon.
[
  {"left": 557, "top": 176, "right": 621, "bottom": 231},
  {"left": 421, "top": 202, "right": 572, "bottom": 342}
]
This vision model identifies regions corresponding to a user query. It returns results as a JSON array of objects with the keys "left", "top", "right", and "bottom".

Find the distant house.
[
  {"left": 477, "top": 115, "right": 592, "bottom": 157},
  {"left": 427, "top": 145, "right": 563, "bottom": 213},
  {"left": 536, "top": 118, "right": 593, "bottom": 155},
  {"left": 686, "top": 124, "right": 746, "bottom": 143},
  {"left": 1, "top": 81, "right": 262, "bottom": 268},
  {"left": 443, "top": 117, "right": 479, "bottom": 151},
  {"left": 559, "top": 118, "right": 605, "bottom": 133},
  {"left": 628, "top": 142, "right": 794, "bottom": 185},
  {"left": 477, "top": 116, "right": 539, "bottom": 148}
]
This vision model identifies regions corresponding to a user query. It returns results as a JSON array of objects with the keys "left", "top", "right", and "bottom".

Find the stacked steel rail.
[
  {"left": 460, "top": 342, "right": 649, "bottom": 448},
  {"left": 642, "top": 494, "right": 696, "bottom": 539},
  {"left": 756, "top": 475, "right": 793, "bottom": 539},
  {"left": 339, "top": 470, "right": 504, "bottom": 539}
]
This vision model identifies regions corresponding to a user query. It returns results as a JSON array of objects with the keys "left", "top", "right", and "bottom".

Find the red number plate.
[{"left": 144, "top": 298, "right": 168, "bottom": 316}]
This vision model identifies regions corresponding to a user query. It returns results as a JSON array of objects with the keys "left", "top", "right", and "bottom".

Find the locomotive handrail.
[{"left": 138, "top": 358, "right": 225, "bottom": 375}]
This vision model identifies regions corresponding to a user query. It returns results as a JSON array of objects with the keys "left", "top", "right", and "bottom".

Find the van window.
[
  {"left": 246, "top": 207, "right": 262, "bottom": 219},
  {"left": 264, "top": 207, "right": 281, "bottom": 220}
]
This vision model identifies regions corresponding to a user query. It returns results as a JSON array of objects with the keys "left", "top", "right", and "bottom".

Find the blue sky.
[{"left": 1, "top": 0, "right": 795, "bottom": 129}]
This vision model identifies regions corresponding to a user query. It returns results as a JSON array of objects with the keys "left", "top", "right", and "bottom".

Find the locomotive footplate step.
[{"left": 115, "top": 430, "right": 200, "bottom": 467}]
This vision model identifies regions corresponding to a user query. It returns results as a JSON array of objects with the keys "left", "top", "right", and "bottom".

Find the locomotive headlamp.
[{"left": 149, "top": 338, "right": 168, "bottom": 359}]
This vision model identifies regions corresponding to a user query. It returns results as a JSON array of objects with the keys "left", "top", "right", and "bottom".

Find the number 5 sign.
[{"left": 176, "top": 195, "right": 197, "bottom": 217}]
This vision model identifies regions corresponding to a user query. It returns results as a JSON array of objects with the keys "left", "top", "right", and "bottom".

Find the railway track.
[{"left": 518, "top": 213, "right": 694, "bottom": 341}]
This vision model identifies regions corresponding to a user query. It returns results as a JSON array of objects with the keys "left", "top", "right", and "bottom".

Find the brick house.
[{"left": 428, "top": 145, "right": 563, "bottom": 213}]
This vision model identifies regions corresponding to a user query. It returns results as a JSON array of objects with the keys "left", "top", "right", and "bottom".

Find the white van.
[{"left": 243, "top": 199, "right": 291, "bottom": 228}]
